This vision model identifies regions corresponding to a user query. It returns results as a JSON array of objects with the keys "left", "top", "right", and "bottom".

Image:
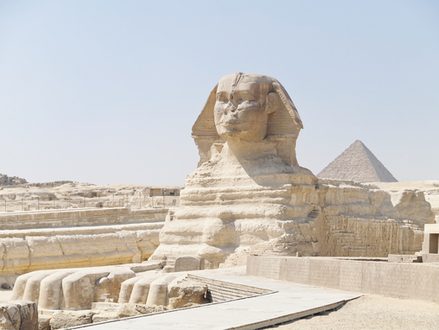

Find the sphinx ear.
[
  {"left": 192, "top": 84, "right": 220, "bottom": 165},
  {"left": 266, "top": 92, "right": 278, "bottom": 114},
  {"left": 266, "top": 79, "right": 303, "bottom": 167},
  {"left": 271, "top": 80, "right": 303, "bottom": 129},
  {"left": 192, "top": 84, "right": 218, "bottom": 137}
]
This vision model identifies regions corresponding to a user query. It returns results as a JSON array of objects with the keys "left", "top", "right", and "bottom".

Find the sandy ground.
[{"left": 271, "top": 294, "right": 439, "bottom": 330}]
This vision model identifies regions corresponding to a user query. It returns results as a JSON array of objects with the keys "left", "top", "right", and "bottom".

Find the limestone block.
[
  {"left": 38, "top": 270, "right": 77, "bottom": 310},
  {"left": 13, "top": 265, "right": 157, "bottom": 311},
  {"left": 61, "top": 267, "right": 135, "bottom": 310},
  {"left": 1, "top": 238, "right": 30, "bottom": 274},
  {"left": 53, "top": 233, "right": 138, "bottom": 267},
  {"left": 94, "top": 268, "right": 135, "bottom": 303},
  {"left": 167, "top": 278, "right": 208, "bottom": 309},
  {"left": 394, "top": 190, "right": 435, "bottom": 227},
  {"left": 38, "top": 314, "right": 50, "bottom": 330},
  {"left": 388, "top": 254, "right": 420, "bottom": 263},
  {"left": 0, "top": 301, "right": 38, "bottom": 330},
  {"left": 146, "top": 274, "right": 178, "bottom": 307},
  {"left": 174, "top": 257, "right": 200, "bottom": 272},
  {"left": 11, "top": 272, "right": 34, "bottom": 301},
  {"left": 128, "top": 273, "right": 162, "bottom": 304},
  {"left": 135, "top": 230, "right": 160, "bottom": 260},
  {"left": 61, "top": 270, "right": 109, "bottom": 310},
  {"left": 22, "top": 271, "right": 53, "bottom": 304},
  {"left": 118, "top": 276, "right": 143, "bottom": 304},
  {"left": 49, "top": 310, "right": 93, "bottom": 329},
  {"left": 0, "top": 207, "right": 164, "bottom": 280},
  {"left": 27, "top": 236, "right": 64, "bottom": 270},
  {"left": 91, "top": 302, "right": 165, "bottom": 322},
  {"left": 11, "top": 270, "right": 53, "bottom": 303},
  {"left": 118, "top": 261, "right": 165, "bottom": 303}
]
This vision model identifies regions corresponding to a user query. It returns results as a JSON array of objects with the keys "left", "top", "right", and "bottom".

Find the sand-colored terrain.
[
  {"left": 0, "top": 182, "right": 179, "bottom": 211},
  {"left": 372, "top": 180, "right": 439, "bottom": 220},
  {"left": 273, "top": 294, "right": 439, "bottom": 330}
]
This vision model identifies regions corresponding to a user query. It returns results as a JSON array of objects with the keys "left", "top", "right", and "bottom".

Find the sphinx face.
[{"left": 214, "top": 73, "right": 272, "bottom": 142}]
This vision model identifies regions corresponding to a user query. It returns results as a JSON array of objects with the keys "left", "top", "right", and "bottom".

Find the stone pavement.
[{"left": 74, "top": 267, "right": 360, "bottom": 330}]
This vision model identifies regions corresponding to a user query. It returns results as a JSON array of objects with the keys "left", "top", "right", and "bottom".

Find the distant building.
[
  {"left": 0, "top": 173, "right": 27, "bottom": 186},
  {"left": 318, "top": 140, "right": 397, "bottom": 183},
  {"left": 146, "top": 187, "right": 181, "bottom": 197}
]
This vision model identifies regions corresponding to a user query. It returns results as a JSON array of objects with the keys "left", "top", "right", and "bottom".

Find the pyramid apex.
[{"left": 352, "top": 139, "right": 365, "bottom": 146}]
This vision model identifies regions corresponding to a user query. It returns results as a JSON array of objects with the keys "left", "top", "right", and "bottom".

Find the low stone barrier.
[
  {"left": 247, "top": 255, "right": 439, "bottom": 303},
  {"left": 0, "top": 208, "right": 167, "bottom": 286}
]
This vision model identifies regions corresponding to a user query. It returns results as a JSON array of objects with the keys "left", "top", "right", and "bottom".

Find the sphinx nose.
[{"left": 225, "top": 101, "right": 237, "bottom": 113}]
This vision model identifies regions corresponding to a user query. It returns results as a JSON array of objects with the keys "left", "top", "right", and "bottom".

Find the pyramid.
[{"left": 318, "top": 140, "right": 397, "bottom": 183}]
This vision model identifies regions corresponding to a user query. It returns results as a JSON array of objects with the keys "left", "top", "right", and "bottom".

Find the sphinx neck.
[{"left": 222, "top": 138, "right": 277, "bottom": 161}]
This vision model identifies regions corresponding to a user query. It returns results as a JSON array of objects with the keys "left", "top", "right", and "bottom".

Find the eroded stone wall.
[{"left": 0, "top": 208, "right": 166, "bottom": 286}]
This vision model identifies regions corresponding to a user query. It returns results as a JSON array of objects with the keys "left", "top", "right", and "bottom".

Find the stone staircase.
[{"left": 186, "top": 274, "right": 274, "bottom": 303}]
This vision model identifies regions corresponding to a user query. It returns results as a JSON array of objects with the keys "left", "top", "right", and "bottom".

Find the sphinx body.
[
  {"left": 151, "top": 73, "right": 427, "bottom": 268},
  {"left": 151, "top": 73, "right": 321, "bottom": 267}
]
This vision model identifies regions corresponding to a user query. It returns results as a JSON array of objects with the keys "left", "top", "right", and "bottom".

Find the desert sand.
[{"left": 273, "top": 294, "right": 439, "bottom": 330}]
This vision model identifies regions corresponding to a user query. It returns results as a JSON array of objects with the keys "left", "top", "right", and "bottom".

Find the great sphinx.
[
  {"left": 151, "top": 73, "right": 323, "bottom": 267},
  {"left": 151, "top": 72, "right": 426, "bottom": 268}
]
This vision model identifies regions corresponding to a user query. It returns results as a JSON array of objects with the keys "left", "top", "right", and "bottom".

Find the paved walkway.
[{"left": 75, "top": 267, "right": 360, "bottom": 330}]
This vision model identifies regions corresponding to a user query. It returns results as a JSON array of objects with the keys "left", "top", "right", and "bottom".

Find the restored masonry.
[
  {"left": 247, "top": 255, "right": 439, "bottom": 303},
  {"left": 0, "top": 207, "right": 166, "bottom": 286}
]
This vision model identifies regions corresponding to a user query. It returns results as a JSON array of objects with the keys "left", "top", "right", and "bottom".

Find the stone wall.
[
  {"left": 0, "top": 208, "right": 166, "bottom": 286},
  {"left": 0, "top": 207, "right": 167, "bottom": 230},
  {"left": 314, "top": 184, "right": 425, "bottom": 257},
  {"left": 247, "top": 256, "right": 439, "bottom": 303}
]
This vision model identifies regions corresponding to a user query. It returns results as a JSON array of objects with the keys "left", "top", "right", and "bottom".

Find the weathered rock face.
[
  {"left": 11, "top": 265, "right": 209, "bottom": 320},
  {"left": 167, "top": 278, "right": 208, "bottom": 308},
  {"left": 393, "top": 191, "right": 435, "bottom": 227},
  {"left": 0, "top": 301, "right": 38, "bottom": 330},
  {"left": 151, "top": 73, "right": 429, "bottom": 267},
  {"left": 10, "top": 265, "right": 143, "bottom": 311},
  {"left": 49, "top": 310, "right": 94, "bottom": 329},
  {"left": 0, "top": 208, "right": 165, "bottom": 287}
]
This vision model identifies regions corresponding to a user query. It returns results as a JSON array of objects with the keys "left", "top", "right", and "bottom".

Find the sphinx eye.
[{"left": 217, "top": 94, "right": 228, "bottom": 102}]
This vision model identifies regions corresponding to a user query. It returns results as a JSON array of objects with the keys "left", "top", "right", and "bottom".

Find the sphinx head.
[
  {"left": 214, "top": 73, "right": 276, "bottom": 142},
  {"left": 193, "top": 73, "right": 303, "bottom": 165}
]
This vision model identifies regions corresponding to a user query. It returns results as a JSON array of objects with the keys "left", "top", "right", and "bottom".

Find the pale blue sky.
[{"left": 0, "top": 0, "right": 438, "bottom": 185}]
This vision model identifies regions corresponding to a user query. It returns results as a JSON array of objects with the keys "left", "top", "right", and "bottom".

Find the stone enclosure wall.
[
  {"left": 247, "top": 256, "right": 439, "bottom": 303},
  {"left": 315, "top": 183, "right": 426, "bottom": 257},
  {"left": 0, "top": 207, "right": 166, "bottom": 286}
]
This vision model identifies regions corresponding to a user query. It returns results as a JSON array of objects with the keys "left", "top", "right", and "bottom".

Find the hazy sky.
[{"left": 0, "top": 0, "right": 438, "bottom": 185}]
